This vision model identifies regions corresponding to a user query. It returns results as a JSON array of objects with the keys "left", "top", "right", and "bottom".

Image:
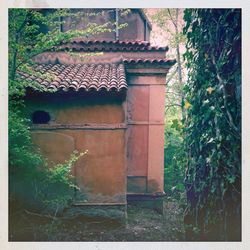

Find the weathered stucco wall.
[
  {"left": 62, "top": 9, "right": 116, "bottom": 40},
  {"left": 127, "top": 124, "right": 148, "bottom": 176},
  {"left": 27, "top": 93, "right": 126, "bottom": 204},
  {"left": 72, "top": 130, "right": 126, "bottom": 202},
  {"left": 24, "top": 94, "right": 125, "bottom": 124},
  {"left": 118, "top": 11, "right": 146, "bottom": 41},
  {"left": 59, "top": 9, "right": 149, "bottom": 41},
  {"left": 32, "top": 129, "right": 126, "bottom": 203},
  {"left": 127, "top": 74, "right": 166, "bottom": 194},
  {"left": 31, "top": 131, "right": 75, "bottom": 165}
]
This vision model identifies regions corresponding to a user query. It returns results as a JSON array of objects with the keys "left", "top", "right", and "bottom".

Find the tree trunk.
[{"left": 175, "top": 9, "right": 184, "bottom": 119}]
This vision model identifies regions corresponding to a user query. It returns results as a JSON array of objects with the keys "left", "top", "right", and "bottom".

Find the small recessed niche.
[{"left": 32, "top": 111, "right": 51, "bottom": 124}]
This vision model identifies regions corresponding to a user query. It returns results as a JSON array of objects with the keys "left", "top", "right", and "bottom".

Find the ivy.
[{"left": 183, "top": 9, "right": 241, "bottom": 240}]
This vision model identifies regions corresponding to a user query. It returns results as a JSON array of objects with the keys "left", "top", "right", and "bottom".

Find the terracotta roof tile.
[
  {"left": 123, "top": 58, "right": 176, "bottom": 65},
  {"left": 57, "top": 39, "right": 168, "bottom": 52},
  {"left": 17, "top": 63, "right": 127, "bottom": 92}
]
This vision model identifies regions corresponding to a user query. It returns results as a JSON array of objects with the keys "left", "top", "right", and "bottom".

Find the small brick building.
[{"left": 19, "top": 9, "right": 175, "bottom": 205}]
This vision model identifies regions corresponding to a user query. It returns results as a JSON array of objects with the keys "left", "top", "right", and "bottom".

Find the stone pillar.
[
  {"left": 127, "top": 71, "right": 167, "bottom": 194},
  {"left": 147, "top": 85, "right": 165, "bottom": 192}
]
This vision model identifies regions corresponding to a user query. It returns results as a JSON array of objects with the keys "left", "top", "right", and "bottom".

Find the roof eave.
[{"left": 136, "top": 9, "right": 152, "bottom": 30}]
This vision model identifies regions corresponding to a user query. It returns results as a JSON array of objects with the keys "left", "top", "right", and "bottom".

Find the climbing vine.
[{"left": 183, "top": 9, "right": 241, "bottom": 240}]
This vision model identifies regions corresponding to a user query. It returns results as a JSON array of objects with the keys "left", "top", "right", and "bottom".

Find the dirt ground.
[{"left": 9, "top": 200, "right": 185, "bottom": 241}]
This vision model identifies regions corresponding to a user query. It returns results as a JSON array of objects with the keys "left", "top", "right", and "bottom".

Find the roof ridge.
[
  {"left": 31, "top": 58, "right": 176, "bottom": 66},
  {"left": 56, "top": 39, "right": 168, "bottom": 52}
]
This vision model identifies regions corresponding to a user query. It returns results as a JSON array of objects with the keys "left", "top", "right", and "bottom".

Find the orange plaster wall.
[
  {"left": 147, "top": 125, "right": 165, "bottom": 192},
  {"left": 127, "top": 74, "right": 166, "bottom": 194},
  {"left": 149, "top": 85, "right": 166, "bottom": 123},
  {"left": 31, "top": 129, "right": 126, "bottom": 203},
  {"left": 73, "top": 130, "right": 126, "bottom": 200},
  {"left": 28, "top": 97, "right": 126, "bottom": 203},
  {"left": 127, "top": 75, "right": 166, "bottom": 86},
  {"left": 62, "top": 9, "right": 116, "bottom": 40},
  {"left": 127, "top": 125, "right": 148, "bottom": 176},
  {"left": 24, "top": 97, "right": 125, "bottom": 124},
  {"left": 147, "top": 84, "right": 166, "bottom": 192},
  {"left": 61, "top": 9, "right": 147, "bottom": 41},
  {"left": 127, "top": 85, "right": 149, "bottom": 122},
  {"left": 119, "top": 11, "right": 145, "bottom": 41},
  {"left": 31, "top": 131, "right": 75, "bottom": 166},
  {"left": 55, "top": 104, "right": 124, "bottom": 124}
]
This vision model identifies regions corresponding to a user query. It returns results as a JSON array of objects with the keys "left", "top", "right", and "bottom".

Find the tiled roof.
[
  {"left": 57, "top": 39, "right": 168, "bottom": 52},
  {"left": 123, "top": 58, "right": 176, "bottom": 65},
  {"left": 68, "top": 39, "right": 151, "bottom": 46},
  {"left": 17, "top": 63, "right": 127, "bottom": 92}
]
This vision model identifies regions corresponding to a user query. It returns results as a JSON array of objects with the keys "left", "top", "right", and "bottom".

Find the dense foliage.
[
  {"left": 183, "top": 9, "right": 241, "bottom": 240},
  {"left": 164, "top": 117, "right": 185, "bottom": 200}
]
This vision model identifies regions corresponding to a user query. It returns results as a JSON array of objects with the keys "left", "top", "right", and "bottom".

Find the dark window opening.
[{"left": 32, "top": 111, "right": 51, "bottom": 124}]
